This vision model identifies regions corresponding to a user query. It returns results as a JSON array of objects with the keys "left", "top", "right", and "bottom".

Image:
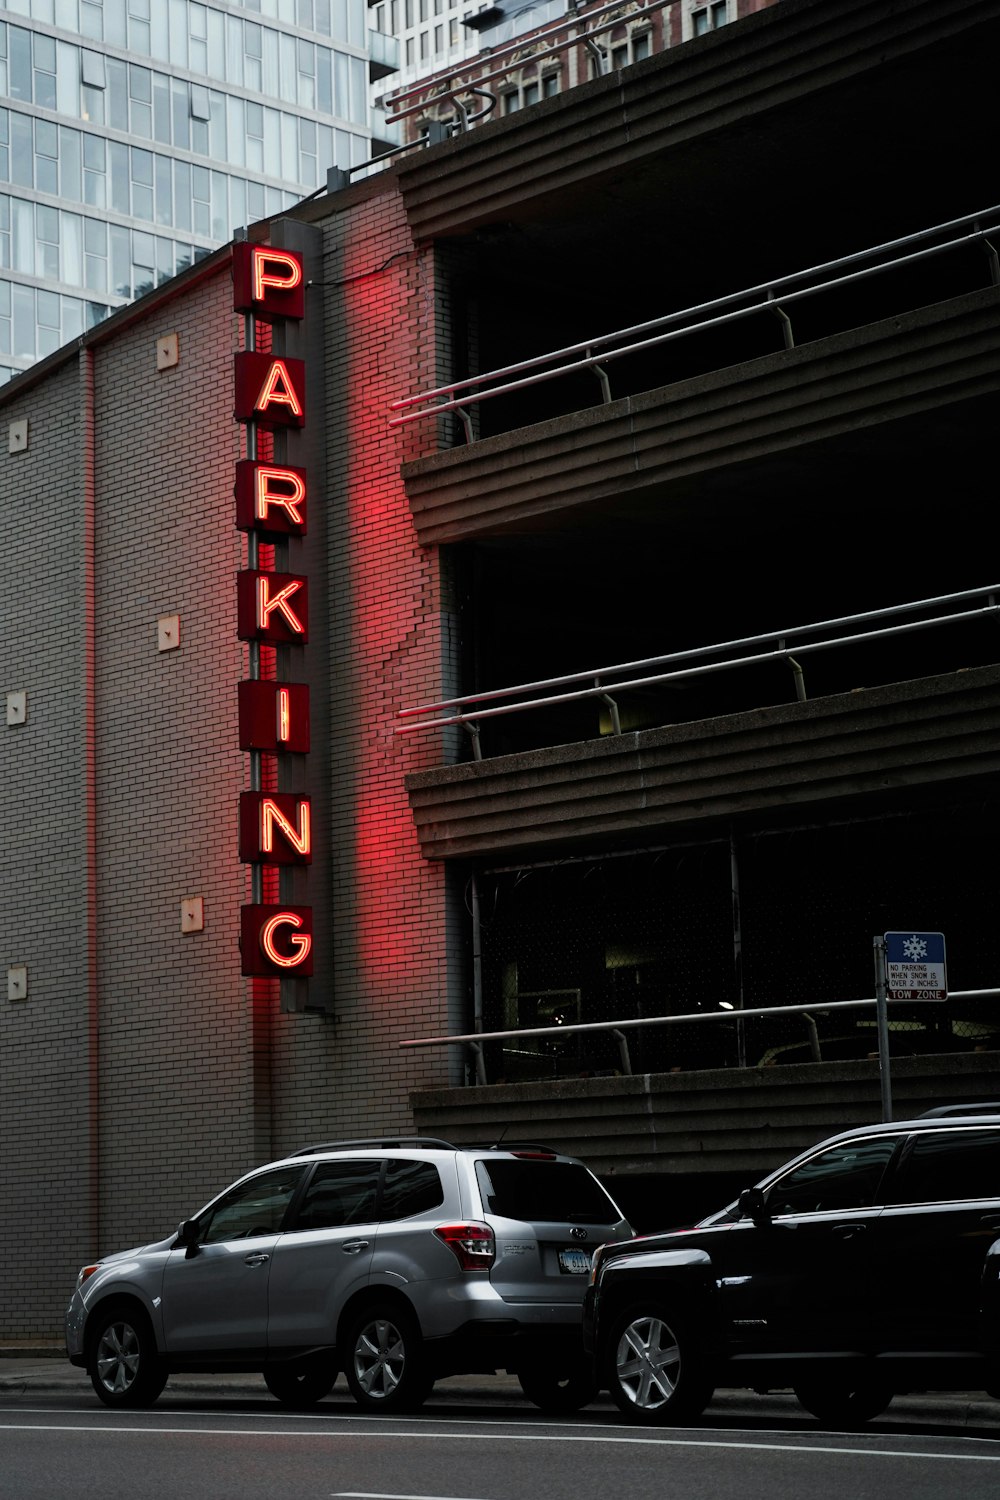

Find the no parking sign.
[{"left": 884, "top": 931, "right": 948, "bottom": 1000}]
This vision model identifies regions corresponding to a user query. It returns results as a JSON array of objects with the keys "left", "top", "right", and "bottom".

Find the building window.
[
  {"left": 611, "top": 30, "right": 652, "bottom": 69},
  {"left": 81, "top": 50, "right": 106, "bottom": 90},
  {"left": 243, "top": 23, "right": 262, "bottom": 91},
  {"left": 693, "top": 2, "right": 728, "bottom": 36},
  {"left": 542, "top": 72, "right": 560, "bottom": 97},
  {"left": 129, "top": 64, "right": 152, "bottom": 139},
  {"left": 189, "top": 3, "right": 208, "bottom": 74},
  {"left": 34, "top": 118, "right": 59, "bottom": 195}
]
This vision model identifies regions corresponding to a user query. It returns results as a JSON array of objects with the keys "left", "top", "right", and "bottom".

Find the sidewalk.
[
  {"left": 2, "top": 1343, "right": 1000, "bottom": 1426},
  {"left": 0, "top": 1344, "right": 525, "bottom": 1402}
]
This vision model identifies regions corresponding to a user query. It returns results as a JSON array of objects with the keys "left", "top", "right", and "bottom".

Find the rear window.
[{"left": 475, "top": 1159, "right": 619, "bottom": 1224}]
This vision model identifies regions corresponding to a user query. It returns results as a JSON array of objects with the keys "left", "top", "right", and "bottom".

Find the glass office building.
[{"left": 0, "top": 0, "right": 388, "bottom": 384}]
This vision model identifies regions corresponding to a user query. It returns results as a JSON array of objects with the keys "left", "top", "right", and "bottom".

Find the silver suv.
[{"left": 66, "top": 1136, "right": 632, "bottom": 1414}]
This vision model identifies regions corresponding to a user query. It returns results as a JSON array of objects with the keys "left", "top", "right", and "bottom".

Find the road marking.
[{"left": 1, "top": 1423, "right": 1000, "bottom": 1462}]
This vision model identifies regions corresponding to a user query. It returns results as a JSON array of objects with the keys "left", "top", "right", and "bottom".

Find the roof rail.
[
  {"left": 470, "top": 1141, "right": 561, "bottom": 1155},
  {"left": 291, "top": 1137, "right": 455, "bottom": 1156},
  {"left": 917, "top": 1103, "right": 1000, "bottom": 1119}
]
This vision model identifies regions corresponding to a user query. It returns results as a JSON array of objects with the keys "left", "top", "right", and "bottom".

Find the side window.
[
  {"left": 886, "top": 1129, "right": 1000, "bottom": 1205},
  {"left": 290, "top": 1159, "right": 382, "bottom": 1232},
  {"left": 196, "top": 1165, "right": 306, "bottom": 1245},
  {"left": 380, "top": 1159, "right": 444, "bottom": 1222},
  {"left": 763, "top": 1137, "right": 899, "bottom": 1217}
]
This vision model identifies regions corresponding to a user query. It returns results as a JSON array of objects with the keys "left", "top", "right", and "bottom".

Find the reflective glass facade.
[{"left": 0, "top": 0, "right": 381, "bottom": 381}]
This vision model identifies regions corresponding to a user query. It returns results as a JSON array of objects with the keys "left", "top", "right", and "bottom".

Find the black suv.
[{"left": 584, "top": 1110, "right": 1000, "bottom": 1425}]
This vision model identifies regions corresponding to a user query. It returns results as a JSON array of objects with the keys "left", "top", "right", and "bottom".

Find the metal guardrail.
[
  {"left": 397, "top": 583, "right": 1000, "bottom": 755},
  {"left": 389, "top": 207, "right": 1000, "bottom": 440},
  {"left": 400, "top": 991, "right": 1000, "bottom": 1086}
]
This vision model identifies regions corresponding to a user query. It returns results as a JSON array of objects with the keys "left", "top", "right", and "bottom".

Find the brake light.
[
  {"left": 76, "top": 1264, "right": 100, "bottom": 1290},
  {"left": 434, "top": 1222, "right": 496, "bottom": 1271},
  {"left": 509, "top": 1151, "right": 555, "bottom": 1159}
]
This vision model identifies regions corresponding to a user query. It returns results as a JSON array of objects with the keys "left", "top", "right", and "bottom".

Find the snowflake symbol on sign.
[{"left": 903, "top": 935, "right": 928, "bottom": 960}]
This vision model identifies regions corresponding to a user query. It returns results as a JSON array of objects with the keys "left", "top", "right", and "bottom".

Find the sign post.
[
  {"left": 873, "top": 935, "right": 892, "bottom": 1123},
  {"left": 873, "top": 931, "right": 948, "bottom": 1124}
]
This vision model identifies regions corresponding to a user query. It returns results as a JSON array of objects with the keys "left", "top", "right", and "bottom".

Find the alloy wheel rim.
[
  {"left": 616, "top": 1316, "right": 680, "bottom": 1409},
  {"left": 354, "top": 1318, "right": 405, "bottom": 1399},
  {"left": 96, "top": 1322, "right": 140, "bottom": 1394}
]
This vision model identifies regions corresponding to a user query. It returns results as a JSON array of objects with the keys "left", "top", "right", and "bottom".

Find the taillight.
[
  {"left": 76, "top": 1264, "right": 100, "bottom": 1291},
  {"left": 434, "top": 1222, "right": 495, "bottom": 1271}
]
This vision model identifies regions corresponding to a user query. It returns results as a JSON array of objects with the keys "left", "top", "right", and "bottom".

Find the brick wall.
[
  {"left": 88, "top": 267, "right": 257, "bottom": 1255},
  {"left": 0, "top": 359, "right": 95, "bottom": 1335},
  {"left": 0, "top": 170, "right": 471, "bottom": 1334},
  {"left": 268, "top": 179, "right": 467, "bottom": 1151}
]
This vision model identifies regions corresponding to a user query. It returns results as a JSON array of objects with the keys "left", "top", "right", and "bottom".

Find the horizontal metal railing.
[
  {"left": 397, "top": 584, "right": 1000, "bottom": 752},
  {"left": 389, "top": 207, "right": 1000, "bottom": 440},
  {"left": 400, "top": 991, "right": 1000, "bottom": 1084}
]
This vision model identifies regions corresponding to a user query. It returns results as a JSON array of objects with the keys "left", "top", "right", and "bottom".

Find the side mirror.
[
  {"left": 738, "top": 1186, "right": 771, "bottom": 1226},
  {"left": 175, "top": 1219, "right": 201, "bottom": 1254}
]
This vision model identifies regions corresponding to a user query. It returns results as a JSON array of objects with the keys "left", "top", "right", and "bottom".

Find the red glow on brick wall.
[{"left": 334, "top": 201, "right": 451, "bottom": 992}]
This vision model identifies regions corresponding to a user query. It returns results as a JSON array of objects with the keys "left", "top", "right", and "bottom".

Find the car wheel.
[
  {"left": 344, "top": 1304, "right": 433, "bottom": 1413},
  {"left": 517, "top": 1365, "right": 598, "bottom": 1414},
  {"left": 793, "top": 1378, "right": 894, "bottom": 1427},
  {"left": 263, "top": 1357, "right": 338, "bottom": 1408},
  {"left": 87, "top": 1305, "right": 167, "bottom": 1409},
  {"left": 607, "top": 1305, "right": 714, "bottom": 1424}
]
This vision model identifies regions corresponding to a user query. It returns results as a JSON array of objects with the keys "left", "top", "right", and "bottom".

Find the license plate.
[{"left": 558, "top": 1248, "right": 591, "bottom": 1274}]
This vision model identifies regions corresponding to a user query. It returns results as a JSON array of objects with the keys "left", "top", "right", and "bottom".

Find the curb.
[{"left": 2, "top": 1354, "right": 999, "bottom": 1425}]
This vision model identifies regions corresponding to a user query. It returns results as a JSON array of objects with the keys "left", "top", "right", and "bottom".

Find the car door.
[
  {"left": 711, "top": 1133, "right": 900, "bottom": 1354},
  {"left": 265, "top": 1158, "right": 381, "bottom": 1352},
  {"left": 160, "top": 1163, "right": 307, "bottom": 1354},
  {"left": 872, "top": 1125, "right": 1000, "bottom": 1350}
]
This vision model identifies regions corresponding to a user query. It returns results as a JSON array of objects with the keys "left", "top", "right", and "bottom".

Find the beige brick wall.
[
  {"left": 1, "top": 359, "right": 96, "bottom": 1335},
  {"left": 0, "top": 175, "right": 469, "bottom": 1334}
]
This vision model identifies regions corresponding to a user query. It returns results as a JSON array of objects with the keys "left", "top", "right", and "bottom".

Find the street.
[{"left": 2, "top": 1383, "right": 1000, "bottom": 1500}]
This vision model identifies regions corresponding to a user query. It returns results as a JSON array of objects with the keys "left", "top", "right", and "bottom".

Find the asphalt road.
[{"left": 3, "top": 1373, "right": 1000, "bottom": 1500}]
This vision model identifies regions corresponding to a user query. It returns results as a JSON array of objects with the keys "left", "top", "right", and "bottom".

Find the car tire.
[
  {"left": 517, "top": 1365, "right": 598, "bottom": 1414},
  {"left": 87, "top": 1304, "right": 167, "bottom": 1409},
  {"left": 793, "top": 1378, "right": 894, "bottom": 1427},
  {"left": 343, "top": 1303, "right": 433, "bottom": 1413},
  {"left": 263, "top": 1356, "right": 338, "bottom": 1408},
  {"left": 606, "top": 1304, "right": 714, "bottom": 1424}
]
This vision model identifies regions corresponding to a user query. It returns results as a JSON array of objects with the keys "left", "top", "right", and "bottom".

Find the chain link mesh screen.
[{"left": 477, "top": 801, "right": 1000, "bottom": 1083}]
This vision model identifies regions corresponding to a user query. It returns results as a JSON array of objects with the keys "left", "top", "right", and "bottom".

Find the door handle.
[
  {"left": 243, "top": 1252, "right": 270, "bottom": 1267},
  {"left": 831, "top": 1223, "right": 867, "bottom": 1239},
  {"left": 342, "top": 1240, "right": 370, "bottom": 1255}
]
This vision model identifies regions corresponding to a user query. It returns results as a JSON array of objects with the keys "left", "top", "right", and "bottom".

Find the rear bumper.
[{"left": 425, "top": 1317, "right": 587, "bottom": 1377}]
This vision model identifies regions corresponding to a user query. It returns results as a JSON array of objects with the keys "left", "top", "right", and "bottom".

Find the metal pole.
[
  {"left": 873, "top": 934, "right": 892, "bottom": 1122},
  {"left": 470, "top": 872, "right": 487, "bottom": 1085},
  {"left": 731, "top": 829, "right": 746, "bottom": 1067}
]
